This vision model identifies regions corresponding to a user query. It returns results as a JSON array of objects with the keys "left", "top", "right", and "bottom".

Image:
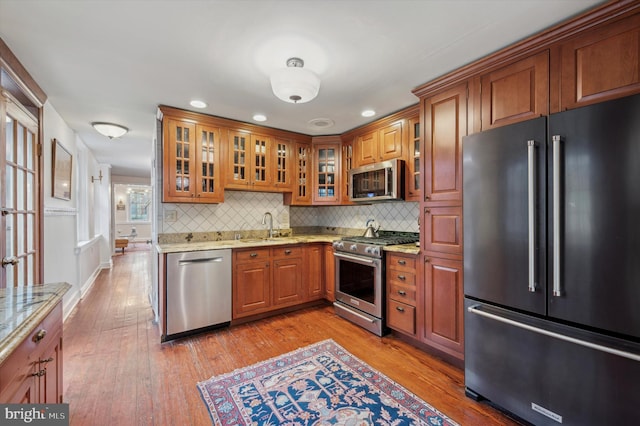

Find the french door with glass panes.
[{"left": 1, "top": 96, "right": 40, "bottom": 288}]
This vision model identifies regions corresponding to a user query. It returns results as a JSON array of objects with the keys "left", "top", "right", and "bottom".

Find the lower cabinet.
[
  {"left": 386, "top": 252, "right": 418, "bottom": 336},
  {"left": 420, "top": 254, "right": 464, "bottom": 360},
  {"left": 305, "top": 243, "right": 324, "bottom": 301},
  {"left": 233, "top": 245, "right": 315, "bottom": 319},
  {"left": 0, "top": 302, "right": 64, "bottom": 404},
  {"left": 323, "top": 243, "right": 335, "bottom": 302}
]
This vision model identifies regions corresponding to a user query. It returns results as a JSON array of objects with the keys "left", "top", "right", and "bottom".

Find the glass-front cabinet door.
[
  {"left": 227, "top": 131, "right": 249, "bottom": 188},
  {"left": 251, "top": 133, "right": 272, "bottom": 189},
  {"left": 274, "top": 137, "right": 292, "bottom": 190},
  {"left": 164, "top": 118, "right": 195, "bottom": 201},
  {"left": 313, "top": 143, "right": 340, "bottom": 204},
  {"left": 195, "top": 124, "right": 223, "bottom": 202},
  {"left": 406, "top": 115, "right": 420, "bottom": 201}
]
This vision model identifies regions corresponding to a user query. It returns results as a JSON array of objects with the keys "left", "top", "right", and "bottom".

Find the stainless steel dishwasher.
[{"left": 166, "top": 249, "right": 232, "bottom": 338}]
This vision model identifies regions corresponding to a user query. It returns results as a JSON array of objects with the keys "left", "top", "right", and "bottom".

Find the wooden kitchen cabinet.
[
  {"left": 226, "top": 130, "right": 275, "bottom": 190},
  {"left": 421, "top": 255, "right": 464, "bottom": 360},
  {"left": 312, "top": 138, "right": 341, "bottom": 204},
  {"left": 272, "top": 246, "right": 304, "bottom": 307},
  {"left": 422, "top": 206, "right": 462, "bottom": 258},
  {"left": 273, "top": 137, "right": 293, "bottom": 190},
  {"left": 162, "top": 118, "right": 224, "bottom": 203},
  {"left": 233, "top": 245, "right": 307, "bottom": 319},
  {"left": 305, "top": 244, "right": 324, "bottom": 301},
  {"left": 386, "top": 252, "right": 418, "bottom": 336},
  {"left": 284, "top": 142, "right": 312, "bottom": 205},
  {"left": 555, "top": 12, "right": 640, "bottom": 112},
  {"left": 0, "top": 303, "right": 64, "bottom": 404},
  {"left": 233, "top": 248, "right": 271, "bottom": 317},
  {"left": 323, "top": 243, "right": 336, "bottom": 302},
  {"left": 479, "top": 51, "right": 549, "bottom": 130},
  {"left": 340, "top": 139, "right": 354, "bottom": 204},
  {"left": 354, "top": 121, "right": 403, "bottom": 165},
  {"left": 422, "top": 83, "right": 467, "bottom": 204},
  {"left": 405, "top": 115, "right": 421, "bottom": 201}
]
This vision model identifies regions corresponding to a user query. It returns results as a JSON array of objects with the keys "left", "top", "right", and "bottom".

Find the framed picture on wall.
[{"left": 52, "top": 138, "right": 72, "bottom": 200}]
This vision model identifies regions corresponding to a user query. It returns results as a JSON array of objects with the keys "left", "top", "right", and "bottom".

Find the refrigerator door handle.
[
  {"left": 467, "top": 305, "right": 640, "bottom": 362},
  {"left": 527, "top": 140, "right": 537, "bottom": 292},
  {"left": 552, "top": 135, "right": 562, "bottom": 297}
]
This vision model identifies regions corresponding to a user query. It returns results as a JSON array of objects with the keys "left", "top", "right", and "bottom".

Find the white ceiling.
[{"left": 0, "top": 0, "right": 604, "bottom": 178}]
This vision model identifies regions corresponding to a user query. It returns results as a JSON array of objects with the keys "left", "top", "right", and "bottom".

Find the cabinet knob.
[
  {"left": 398, "top": 260, "right": 406, "bottom": 265},
  {"left": 250, "top": 253, "right": 258, "bottom": 258},
  {"left": 32, "top": 329, "right": 47, "bottom": 343},
  {"left": 396, "top": 306, "right": 405, "bottom": 312},
  {"left": 424, "top": 257, "right": 430, "bottom": 263},
  {"left": 39, "top": 357, "right": 54, "bottom": 364},
  {"left": 284, "top": 250, "right": 292, "bottom": 255},
  {"left": 31, "top": 369, "right": 46, "bottom": 377},
  {"left": 398, "top": 275, "right": 406, "bottom": 281},
  {"left": 398, "top": 290, "right": 407, "bottom": 296}
]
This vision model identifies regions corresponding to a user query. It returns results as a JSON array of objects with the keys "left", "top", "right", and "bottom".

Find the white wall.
[{"left": 42, "top": 101, "right": 110, "bottom": 319}]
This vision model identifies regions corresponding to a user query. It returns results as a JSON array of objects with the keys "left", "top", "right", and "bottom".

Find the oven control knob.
[
  {"left": 333, "top": 241, "right": 344, "bottom": 250},
  {"left": 350, "top": 244, "right": 358, "bottom": 251},
  {"left": 365, "top": 246, "right": 380, "bottom": 256}
]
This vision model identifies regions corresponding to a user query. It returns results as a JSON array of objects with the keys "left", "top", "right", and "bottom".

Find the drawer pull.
[
  {"left": 33, "top": 329, "right": 47, "bottom": 343},
  {"left": 398, "top": 275, "right": 406, "bottom": 281},
  {"left": 396, "top": 306, "right": 405, "bottom": 313},
  {"left": 397, "top": 290, "right": 407, "bottom": 296},
  {"left": 31, "top": 369, "right": 46, "bottom": 377},
  {"left": 284, "top": 250, "right": 292, "bottom": 255},
  {"left": 39, "top": 357, "right": 54, "bottom": 364},
  {"left": 250, "top": 253, "right": 258, "bottom": 258},
  {"left": 398, "top": 260, "right": 406, "bottom": 265}
]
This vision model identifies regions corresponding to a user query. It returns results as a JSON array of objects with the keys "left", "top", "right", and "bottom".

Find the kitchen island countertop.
[{"left": 0, "top": 282, "right": 70, "bottom": 365}]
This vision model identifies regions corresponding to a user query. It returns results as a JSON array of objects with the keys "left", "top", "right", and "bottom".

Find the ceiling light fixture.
[
  {"left": 361, "top": 110, "right": 376, "bottom": 118},
  {"left": 190, "top": 100, "right": 207, "bottom": 108},
  {"left": 253, "top": 114, "right": 267, "bottom": 122},
  {"left": 270, "top": 57, "right": 320, "bottom": 104},
  {"left": 92, "top": 122, "right": 128, "bottom": 139}
]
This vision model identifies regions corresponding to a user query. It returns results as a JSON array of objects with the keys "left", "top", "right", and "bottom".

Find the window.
[{"left": 128, "top": 189, "right": 150, "bottom": 222}]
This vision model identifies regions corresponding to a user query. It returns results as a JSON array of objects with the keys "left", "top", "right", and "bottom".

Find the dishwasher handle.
[{"left": 178, "top": 257, "right": 224, "bottom": 265}]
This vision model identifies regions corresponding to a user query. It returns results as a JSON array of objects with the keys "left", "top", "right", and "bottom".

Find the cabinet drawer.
[
  {"left": 387, "top": 270, "right": 416, "bottom": 287},
  {"left": 271, "top": 245, "right": 302, "bottom": 259},
  {"left": 388, "top": 282, "right": 416, "bottom": 305},
  {"left": 387, "top": 300, "right": 416, "bottom": 335},
  {"left": 387, "top": 253, "right": 417, "bottom": 272},
  {"left": 234, "top": 248, "right": 270, "bottom": 263}
]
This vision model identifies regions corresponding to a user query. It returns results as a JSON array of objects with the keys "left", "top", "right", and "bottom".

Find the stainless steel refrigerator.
[{"left": 463, "top": 94, "right": 640, "bottom": 425}]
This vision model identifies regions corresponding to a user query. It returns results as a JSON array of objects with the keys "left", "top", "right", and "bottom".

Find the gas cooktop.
[{"left": 341, "top": 232, "right": 419, "bottom": 246}]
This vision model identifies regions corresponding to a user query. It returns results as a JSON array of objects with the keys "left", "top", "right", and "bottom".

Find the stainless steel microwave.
[{"left": 348, "top": 159, "right": 404, "bottom": 202}]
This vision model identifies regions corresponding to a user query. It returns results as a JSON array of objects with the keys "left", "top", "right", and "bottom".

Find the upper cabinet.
[
  {"left": 226, "top": 130, "right": 274, "bottom": 190},
  {"left": 340, "top": 138, "right": 355, "bottom": 204},
  {"left": 284, "top": 142, "right": 312, "bottom": 206},
  {"left": 354, "top": 121, "right": 403, "bottom": 166},
  {"left": 405, "top": 114, "right": 420, "bottom": 202},
  {"left": 312, "top": 137, "right": 341, "bottom": 205},
  {"left": 555, "top": 13, "right": 640, "bottom": 112},
  {"left": 162, "top": 116, "right": 224, "bottom": 203},
  {"left": 477, "top": 51, "right": 549, "bottom": 131},
  {"left": 422, "top": 83, "right": 467, "bottom": 204}
]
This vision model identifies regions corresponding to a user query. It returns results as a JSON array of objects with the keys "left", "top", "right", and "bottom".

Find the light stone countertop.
[
  {"left": 156, "top": 234, "right": 420, "bottom": 255},
  {"left": 156, "top": 234, "right": 341, "bottom": 254},
  {"left": 0, "top": 282, "right": 70, "bottom": 365}
]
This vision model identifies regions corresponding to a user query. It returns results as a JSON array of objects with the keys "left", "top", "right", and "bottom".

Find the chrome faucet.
[{"left": 262, "top": 212, "right": 275, "bottom": 238}]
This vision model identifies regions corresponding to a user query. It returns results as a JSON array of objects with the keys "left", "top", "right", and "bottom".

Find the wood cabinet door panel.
[
  {"left": 305, "top": 244, "right": 324, "bottom": 300},
  {"left": 423, "top": 84, "right": 466, "bottom": 203},
  {"left": 559, "top": 14, "right": 640, "bottom": 111},
  {"left": 272, "top": 258, "right": 303, "bottom": 306},
  {"left": 481, "top": 52, "right": 549, "bottom": 130},
  {"left": 422, "top": 256, "right": 464, "bottom": 356},
  {"left": 387, "top": 300, "right": 416, "bottom": 336},
  {"left": 379, "top": 122, "right": 403, "bottom": 161},
  {"left": 323, "top": 244, "right": 335, "bottom": 301},
  {"left": 164, "top": 119, "right": 197, "bottom": 201},
  {"left": 355, "top": 131, "right": 378, "bottom": 165},
  {"left": 423, "top": 206, "right": 462, "bottom": 256},
  {"left": 233, "top": 263, "right": 271, "bottom": 317}
]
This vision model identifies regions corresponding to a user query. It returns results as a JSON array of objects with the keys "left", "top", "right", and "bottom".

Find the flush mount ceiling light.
[
  {"left": 92, "top": 122, "right": 128, "bottom": 139},
  {"left": 270, "top": 57, "right": 320, "bottom": 104},
  {"left": 190, "top": 100, "right": 207, "bottom": 108}
]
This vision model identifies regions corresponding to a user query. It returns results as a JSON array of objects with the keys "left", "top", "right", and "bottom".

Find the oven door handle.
[{"left": 334, "top": 252, "right": 377, "bottom": 264}]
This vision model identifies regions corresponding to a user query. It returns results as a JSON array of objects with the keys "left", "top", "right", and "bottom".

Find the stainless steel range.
[{"left": 332, "top": 231, "right": 419, "bottom": 336}]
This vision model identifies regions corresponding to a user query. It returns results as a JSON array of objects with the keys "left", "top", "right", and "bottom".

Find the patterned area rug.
[{"left": 197, "top": 339, "right": 458, "bottom": 425}]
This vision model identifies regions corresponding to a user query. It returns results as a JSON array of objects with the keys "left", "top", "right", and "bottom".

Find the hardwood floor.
[{"left": 63, "top": 248, "right": 520, "bottom": 425}]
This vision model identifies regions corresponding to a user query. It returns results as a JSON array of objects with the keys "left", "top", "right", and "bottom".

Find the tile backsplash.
[{"left": 159, "top": 190, "right": 419, "bottom": 235}]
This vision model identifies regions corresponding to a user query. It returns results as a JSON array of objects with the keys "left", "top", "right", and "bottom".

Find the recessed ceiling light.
[
  {"left": 253, "top": 114, "right": 267, "bottom": 122},
  {"left": 190, "top": 100, "right": 207, "bottom": 108},
  {"left": 361, "top": 110, "right": 376, "bottom": 118}
]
